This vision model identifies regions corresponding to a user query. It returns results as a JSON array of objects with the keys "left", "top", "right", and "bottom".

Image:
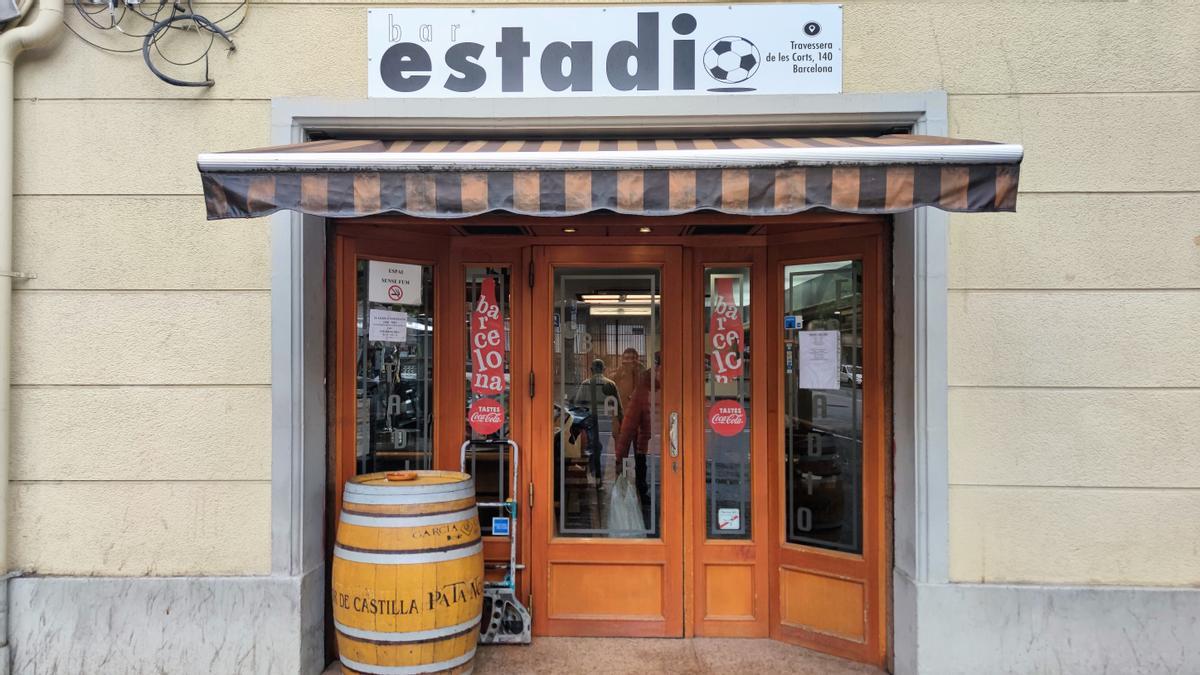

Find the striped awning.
[{"left": 197, "top": 135, "right": 1022, "bottom": 220}]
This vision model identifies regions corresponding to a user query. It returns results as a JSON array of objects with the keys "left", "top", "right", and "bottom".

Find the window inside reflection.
[
  {"left": 464, "top": 267, "right": 513, "bottom": 536},
  {"left": 355, "top": 260, "right": 435, "bottom": 474},
  {"left": 782, "top": 260, "right": 863, "bottom": 553},
  {"left": 553, "top": 269, "right": 662, "bottom": 539},
  {"left": 704, "top": 268, "right": 752, "bottom": 540}
]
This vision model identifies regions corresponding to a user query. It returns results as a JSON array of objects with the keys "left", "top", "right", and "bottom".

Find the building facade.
[{"left": 3, "top": 1, "right": 1198, "bottom": 674}]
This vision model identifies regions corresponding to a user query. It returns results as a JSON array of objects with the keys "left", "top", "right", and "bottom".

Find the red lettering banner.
[
  {"left": 709, "top": 277, "right": 745, "bottom": 382},
  {"left": 470, "top": 276, "right": 505, "bottom": 395}
]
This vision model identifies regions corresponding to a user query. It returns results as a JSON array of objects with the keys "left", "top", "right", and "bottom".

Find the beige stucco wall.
[
  {"left": 943, "top": 15, "right": 1200, "bottom": 584},
  {"left": 8, "top": 1, "right": 1198, "bottom": 581}
]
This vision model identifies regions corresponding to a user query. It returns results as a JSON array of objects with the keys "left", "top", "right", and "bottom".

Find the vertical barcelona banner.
[
  {"left": 709, "top": 277, "right": 745, "bottom": 383},
  {"left": 470, "top": 277, "right": 505, "bottom": 395},
  {"left": 469, "top": 276, "right": 506, "bottom": 436}
]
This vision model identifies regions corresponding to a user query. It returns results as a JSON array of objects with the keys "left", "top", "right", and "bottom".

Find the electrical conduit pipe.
[{"left": 0, "top": 0, "right": 63, "bottom": 672}]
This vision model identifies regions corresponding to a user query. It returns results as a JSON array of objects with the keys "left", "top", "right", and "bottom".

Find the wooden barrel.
[{"left": 333, "top": 471, "right": 484, "bottom": 675}]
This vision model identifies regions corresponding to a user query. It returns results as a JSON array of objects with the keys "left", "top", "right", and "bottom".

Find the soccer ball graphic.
[{"left": 703, "top": 36, "right": 761, "bottom": 84}]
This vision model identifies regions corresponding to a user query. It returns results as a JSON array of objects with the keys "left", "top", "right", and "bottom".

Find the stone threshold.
[{"left": 324, "top": 637, "right": 882, "bottom": 674}]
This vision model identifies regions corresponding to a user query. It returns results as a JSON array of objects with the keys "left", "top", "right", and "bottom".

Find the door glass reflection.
[
  {"left": 464, "top": 266, "right": 512, "bottom": 536},
  {"left": 704, "top": 268, "right": 752, "bottom": 539},
  {"left": 553, "top": 269, "right": 661, "bottom": 538},
  {"left": 355, "top": 260, "right": 435, "bottom": 473},
  {"left": 782, "top": 260, "right": 863, "bottom": 554}
]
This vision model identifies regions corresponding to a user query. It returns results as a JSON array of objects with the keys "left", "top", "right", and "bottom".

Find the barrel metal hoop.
[
  {"left": 342, "top": 488, "right": 476, "bottom": 506},
  {"left": 334, "top": 615, "right": 481, "bottom": 645},
  {"left": 339, "top": 507, "right": 478, "bottom": 529},
  {"left": 337, "top": 538, "right": 481, "bottom": 556},
  {"left": 342, "top": 503, "right": 472, "bottom": 519},
  {"left": 340, "top": 648, "right": 476, "bottom": 675},
  {"left": 334, "top": 541, "right": 483, "bottom": 565},
  {"left": 345, "top": 475, "right": 474, "bottom": 497}
]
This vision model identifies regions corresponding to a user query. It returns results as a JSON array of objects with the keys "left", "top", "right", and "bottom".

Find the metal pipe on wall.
[{"left": 0, "top": 2, "right": 63, "bottom": 671}]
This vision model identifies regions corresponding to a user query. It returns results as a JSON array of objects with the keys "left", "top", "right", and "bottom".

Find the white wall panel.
[
  {"left": 948, "top": 290, "right": 1200, "bottom": 388},
  {"left": 949, "top": 193, "right": 1200, "bottom": 290},
  {"left": 9, "top": 481, "right": 271, "bottom": 575},
  {"left": 14, "top": 196, "right": 270, "bottom": 290},
  {"left": 949, "top": 388, "right": 1200, "bottom": 488},
  {"left": 13, "top": 386, "right": 271, "bottom": 481},
  {"left": 12, "top": 291, "right": 270, "bottom": 385},
  {"left": 950, "top": 485, "right": 1200, "bottom": 585}
]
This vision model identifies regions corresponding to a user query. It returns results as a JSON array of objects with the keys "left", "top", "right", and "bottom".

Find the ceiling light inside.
[
  {"left": 589, "top": 306, "right": 652, "bottom": 316},
  {"left": 579, "top": 293, "right": 660, "bottom": 304}
]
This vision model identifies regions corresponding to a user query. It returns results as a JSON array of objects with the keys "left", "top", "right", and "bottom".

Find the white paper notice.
[
  {"left": 797, "top": 330, "right": 840, "bottom": 390},
  {"left": 717, "top": 508, "right": 741, "bottom": 531},
  {"left": 368, "top": 260, "right": 422, "bottom": 306},
  {"left": 368, "top": 309, "right": 408, "bottom": 343}
]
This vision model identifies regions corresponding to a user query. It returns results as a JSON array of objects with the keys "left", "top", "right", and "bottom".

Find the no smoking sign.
[{"left": 368, "top": 261, "right": 422, "bottom": 306}]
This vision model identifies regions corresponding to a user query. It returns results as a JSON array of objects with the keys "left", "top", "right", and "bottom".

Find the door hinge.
[
  {"left": 528, "top": 260, "right": 535, "bottom": 288},
  {"left": 528, "top": 592, "right": 533, "bottom": 619},
  {"left": 528, "top": 370, "right": 535, "bottom": 399},
  {"left": 528, "top": 482, "right": 534, "bottom": 509}
]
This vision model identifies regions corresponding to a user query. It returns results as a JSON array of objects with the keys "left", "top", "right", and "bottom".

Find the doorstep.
[{"left": 323, "top": 637, "right": 884, "bottom": 674}]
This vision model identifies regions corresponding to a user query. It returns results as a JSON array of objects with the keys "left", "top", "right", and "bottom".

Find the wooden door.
[
  {"left": 687, "top": 247, "right": 771, "bottom": 637},
  {"left": 443, "top": 240, "right": 531, "bottom": 599},
  {"left": 530, "top": 245, "right": 686, "bottom": 637},
  {"left": 331, "top": 229, "right": 456, "bottom": 524},
  {"left": 767, "top": 230, "right": 888, "bottom": 667}
]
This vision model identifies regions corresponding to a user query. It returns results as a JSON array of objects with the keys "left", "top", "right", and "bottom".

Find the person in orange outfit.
[
  {"left": 613, "top": 352, "right": 660, "bottom": 510},
  {"left": 612, "top": 347, "right": 645, "bottom": 428}
]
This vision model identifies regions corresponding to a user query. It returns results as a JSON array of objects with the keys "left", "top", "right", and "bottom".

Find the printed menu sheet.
[
  {"left": 368, "top": 309, "right": 408, "bottom": 343},
  {"left": 797, "top": 330, "right": 840, "bottom": 390}
]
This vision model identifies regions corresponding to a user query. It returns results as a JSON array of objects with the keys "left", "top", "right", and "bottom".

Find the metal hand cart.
[{"left": 461, "top": 439, "right": 532, "bottom": 644}]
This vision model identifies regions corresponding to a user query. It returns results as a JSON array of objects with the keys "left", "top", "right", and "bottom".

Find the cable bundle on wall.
[{"left": 67, "top": 0, "right": 246, "bottom": 86}]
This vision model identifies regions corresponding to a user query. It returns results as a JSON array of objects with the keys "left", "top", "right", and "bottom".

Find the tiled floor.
[{"left": 326, "top": 637, "right": 884, "bottom": 674}]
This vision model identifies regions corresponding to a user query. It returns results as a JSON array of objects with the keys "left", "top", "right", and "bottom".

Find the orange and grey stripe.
[
  {"left": 203, "top": 164, "right": 1019, "bottom": 219},
  {"left": 201, "top": 136, "right": 1020, "bottom": 219}
]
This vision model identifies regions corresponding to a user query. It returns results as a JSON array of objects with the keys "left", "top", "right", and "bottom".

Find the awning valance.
[{"left": 197, "top": 135, "right": 1022, "bottom": 220}]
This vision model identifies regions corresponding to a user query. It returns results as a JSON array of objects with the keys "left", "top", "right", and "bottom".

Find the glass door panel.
[
  {"left": 704, "top": 267, "right": 752, "bottom": 540},
  {"left": 782, "top": 260, "right": 864, "bottom": 553},
  {"left": 463, "top": 266, "right": 513, "bottom": 536},
  {"left": 354, "top": 260, "right": 436, "bottom": 473},
  {"left": 553, "top": 269, "right": 662, "bottom": 538}
]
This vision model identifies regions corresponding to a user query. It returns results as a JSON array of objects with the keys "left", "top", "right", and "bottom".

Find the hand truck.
[{"left": 461, "top": 439, "right": 532, "bottom": 644}]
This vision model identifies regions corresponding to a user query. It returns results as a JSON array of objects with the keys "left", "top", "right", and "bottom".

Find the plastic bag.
[{"left": 607, "top": 471, "right": 645, "bottom": 535}]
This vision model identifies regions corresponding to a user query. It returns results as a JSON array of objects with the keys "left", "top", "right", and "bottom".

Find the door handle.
[{"left": 669, "top": 412, "right": 680, "bottom": 458}]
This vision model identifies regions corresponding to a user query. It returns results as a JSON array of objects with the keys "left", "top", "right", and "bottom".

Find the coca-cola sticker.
[
  {"left": 707, "top": 400, "right": 747, "bottom": 437},
  {"left": 468, "top": 398, "right": 505, "bottom": 436}
]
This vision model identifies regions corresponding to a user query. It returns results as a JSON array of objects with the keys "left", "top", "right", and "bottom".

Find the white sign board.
[
  {"left": 717, "top": 508, "right": 741, "bottom": 531},
  {"left": 368, "top": 261, "right": 422, "bottom": 306},
  {"left": 368, "top": 309, "right": 409, "bottom": 343},
  {"left": 367, "top": 4, "right": 842, "bottom": 98},
  {"left": 797, "top": 330, "right": 840, "bottom": 390}
]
